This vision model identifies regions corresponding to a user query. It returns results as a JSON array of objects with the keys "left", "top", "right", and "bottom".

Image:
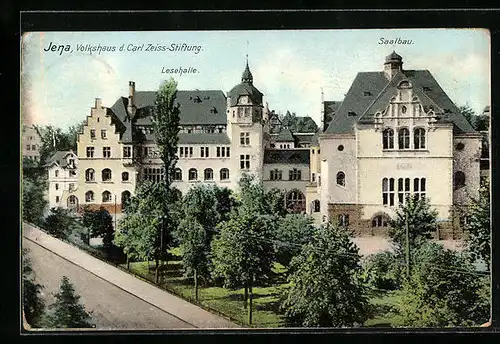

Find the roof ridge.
[{"left": 359, "top": 72, "right": 400, "bottom": 119}]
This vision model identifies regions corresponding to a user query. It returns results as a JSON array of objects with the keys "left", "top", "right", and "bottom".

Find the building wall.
[
  {"left": 47, "top": 163, "right": 79, "bottom": 209},
  {"left": 75, "top": 99, "right": 138, "bottom": 213},
  {"left": 262, "top": 162, "right": 310, "bottom": 195},
  {"left": 22, "top": 125, "right": 42, "bottom": 162},
  {"left": 452, "top": 135, "right": 482, "bottom": 203}
]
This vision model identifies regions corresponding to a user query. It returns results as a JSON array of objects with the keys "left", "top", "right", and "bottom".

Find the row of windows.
[
  {"left": 382, "top": 177, "right": 426, "bottom": 206},
  {"left": 54, "top": 183, "right": 75, "bottom": 191},
  {"left": 25, "top": 144, "right": 37, "bottom": 151},
  {"left": 53, "top": 168, "right": 77, "bottom": 178},
  {"left": 382, "top": 127, "right": 426, "bottom": 150},
  {"left": 86, "top": 145, "right": 231, "bottom": 159},
  {"left": 83, "top": 190, "right": 131, "bottom": 204},
  {"left": 143, "top": 168, "right": 231, "bottom": 182},
  {"left": 89, "top": 129, "right": 108, "bottom": 140},
  {"left": 269, "top": 168, "right": 302, "bottom": 181},
  {"left": 180, "top": 125, "right": 225, "bottom": 134},
  {"left": 85, "top": 168, "right": 130, "bottom": 182},
  {"left": 86, "top": 147, "right": 111, "bottom": 158}
]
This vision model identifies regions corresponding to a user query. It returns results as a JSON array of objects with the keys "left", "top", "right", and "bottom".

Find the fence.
[{"left": 22, "top": 221, "right": 248, "bottom": 328}]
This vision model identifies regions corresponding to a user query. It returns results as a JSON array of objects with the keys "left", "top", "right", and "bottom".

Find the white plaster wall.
[{"left": 453, "top": 136, "right": 482, "bottom": 203}]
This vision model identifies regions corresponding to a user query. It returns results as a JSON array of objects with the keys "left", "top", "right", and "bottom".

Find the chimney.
[
  {"left": 95, "top": 98, "right": 102, "bottom": 108},
  {"left": 127, "top": 81, "right": 136, "bottom": 118}
]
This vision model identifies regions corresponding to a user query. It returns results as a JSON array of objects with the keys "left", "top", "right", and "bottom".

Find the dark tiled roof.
[
  {"left": 294, "top": 133, "right": 315, "bottom": 143},
  {"left": 109, "top": 89, "right": 228, "bottom": 143},
  {"left": 264, "top": 149, "right": 310, "bottom": 165},
  {"left": 227, "top": 83, "right": 263, "bottom": 107},
  {"left": 45, "top": 151, "right": 76, "bottom": 168},
  {"left": 325, "top": 69, "right": 476, "bottom": 135},
  {"left": 276, "top": 128, "right": 295, "bottom": 142},
  {"left": 178, "top": 133, "right": 230, "bottom": 144}
]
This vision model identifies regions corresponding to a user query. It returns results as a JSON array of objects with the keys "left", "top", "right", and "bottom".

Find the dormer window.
[
  {"left": 423, "top": 86, "right": 432, "bottom": 92},
  {"left": 348, "top": 111, "right": 357, "bottom": 116},
  {"left": 194, "top": 96, "right": 202, "bottom": 103},
  {"left": 363, "top": 91, "right": 372, "bottom": 96},
  {"left": 210, "top": 106, "right": 218, "bottom": 114}
]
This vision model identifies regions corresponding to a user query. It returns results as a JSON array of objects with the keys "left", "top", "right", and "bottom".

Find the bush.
[{"left": 361, "top": 251, "right": 403, "bottom": 291}]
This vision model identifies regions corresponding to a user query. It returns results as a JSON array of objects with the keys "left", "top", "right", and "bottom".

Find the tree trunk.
[
  {"left": 244, "top": 284, "right": 248, "bottom": 309},
  {"left": 155, "top": 257, "right": 159, "bottom": 284},
  {"left": 126, "top": 255, "right": 130, "bottom": 270},
  {"left": 248, "top": 282, "right": 253, "bottom": 325},
  {"left": 194, "top": 268, "right": 199, "bottom": 302}
]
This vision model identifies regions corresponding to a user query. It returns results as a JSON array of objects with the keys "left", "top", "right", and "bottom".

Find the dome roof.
[
  {"left": 385, "top": 50, "right": 403, "bottom": 63},
  {"left": 228, "top": 60, "right": 263, "bottom": 106}
]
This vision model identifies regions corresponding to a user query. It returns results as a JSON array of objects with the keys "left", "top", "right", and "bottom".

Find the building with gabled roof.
[
  {"left": 307, "top": 52, "right": 482, "bottom": 238},
  {"left": 46, "top": 150, "right": 79, "bottom": 209}
]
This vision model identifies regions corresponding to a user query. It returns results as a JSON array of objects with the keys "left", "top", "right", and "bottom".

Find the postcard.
[{"left": 21, "top": 28, "right": 491, "bottom": 331}]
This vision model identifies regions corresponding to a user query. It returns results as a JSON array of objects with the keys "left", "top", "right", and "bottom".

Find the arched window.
[
  {"left": 173, "top": 168, "right": 182, "bottom": 181},
  {"left": 371, "top": 214, "right": 389, "bottom": 228},
  {"left": 122, "top": 172, "right": 129, "bottom": 182},
  {"left": 85, "top": 168, "right": 95, "bottom": 182},
  {"left": 188, "top": 168, "right": 198, "bottom": 181},
  {"left": 286, "top": 190, "right": 306, "bottom": 213},
  {"left": 85, "top": 191, "right": 94, "bottom": 203},
  {"left": 398, "top": 128, "right": 410, "bottom": 149},
  {"left": 336, "top": 171, "right": 345, "bottom": 186},
  {"left": 338, "top": 214, "right": 349, "bottom": 227},
  {"left": 121, "top": 191, "right": 131, "bottom": 209},
  {"left": 401, "top": 105, "right": 407, "bottom": 114},
  {"left": 220, "top": 168, "right": 229, "bottom": 180},
  {"left": 55, "top": 170, "right": 59, "bottom": 177},
  {"left": 102, "top": 191, "right": 112, "bottom": 203},
  {"left": 204, "top": 168, "right": 214, "bottom": 181},
  {"left": 382, "top": 128, "right": 394, "bottom": 149},
  {"left": 454, "top": 171, "right": 466, "bottom": 189},
  {"left": 313, "top": 200, "right": 320, "bottom": 213},
  {"left": 67, "top": 195, "right": 78, "bottom": 209},
  {"left": 102, "top": 168, "right": 112, "bottom": 181},
  {"left": 414, "top": 128, "right": 426, "bottom": 149}
]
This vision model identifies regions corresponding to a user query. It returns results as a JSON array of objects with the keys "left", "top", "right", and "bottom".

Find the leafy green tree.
[
  {"left": 177, "top": 216, "right": 207, "bottom": 301},
  {"left": 361, "top": 251, "right": 404, "bottom": 291},
  {"left": 22, "top": 178, "right": 48, "bottom": 226},
  {"left": 113, "top": 181, "right": 168, "bottom": 283},
  {"left": 274, "top": 213, "right": 316, "bottom": 267},
  {"left": 213, "top": 186, "right": 237, "bottom": 222},
  {"left": 34, "top": 125, "right": 76, "bottom": 164},
  {"left": 22, "top": 249, "right": 45, "bottom": 328},
  {"left": 211, "top": 213, "right": 277, "bottom": 323},
  {"left": 464, "top": 178, "right": 491, "bottom": 269},
  {"left": 388, "top": 196, "right": 438, "bottom": 257},
  {"left": 281, "top": 223, "right": 369, "bottom": 327},
  {"left": 237, "top": 174, "right": 287, "bottom": 217},
  {"left": 82, "top": 206, "right": 114, "bottom": 248},
  {"left": 396, "top": 242, "right": 489, "bottom": 327},
  {"left": 458, "top": 104, "right": 476, "bottom": 129},
  {"left": 280, "top": 110, "right": 318, "bottom": 133},
  {"left": 43, "top": 276, "right": 94, "bottom": 328},
  {"left": 43, "top": 207, "right": 76, "bottom": 239}
]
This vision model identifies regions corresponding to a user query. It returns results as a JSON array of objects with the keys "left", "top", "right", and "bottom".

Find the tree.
[
  {"left": 280, "top": 223, "right": 370, "bottom": 327},
  {"left": 113, "top": 181, "right": 168, "bottom": 283},
  {"left": 44, "top": 276, "right": 94, "bottom": 328},
  {"left": 22, "top": 177, "right": 48, "bottom": 226},
  {"left": 280, "top": 110, "right": 318, "bottom": 133},
  {"left": 458, "top": 104, "right": 476, "bottom": 129},
  {"left": 237, "top": 174, "right": 287, "bottom": 217},
  {"left": 388, "top": 196, "right": 438, "bottom": 258},
  {"left": 274, "top": 213, "right": 316, "bottom": 267},
  {"left": 43, "top": 207, "right": 76, "bottom": 239},
  {"left": 396, "top": 242, "right": 489, "bottom": 327},
  {"left": 464, "top": 178, "right": 490, "bottom": 269},
  {"left": 177, "top": 216, "right": 207, "bottom": 301},
  {"left": 211, "top": 213, "right": 276, "bottom": 323},
  {"left": 82, "top": 206, "right": 114, "bottom": 248},
  {"left": 35, "top": 125, "right": 76, "bottom": 164},
  {"left": 22, "top": 249, "right": 45, "bottom": 328}
]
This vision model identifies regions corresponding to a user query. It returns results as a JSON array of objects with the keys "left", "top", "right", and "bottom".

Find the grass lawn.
[
  {"left": 119, "top": 249, "right": 403, "bottom": 328},
  {"left": 121, "top": 256, "right": 287, "bottom": 328},
  {"left": 364, "top": 289, "right": 404, "bottom": 327}
]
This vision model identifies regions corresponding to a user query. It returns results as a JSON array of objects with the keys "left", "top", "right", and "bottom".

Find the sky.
[{"left": 21, "top": 29, "right": 490, "bottom": 130}]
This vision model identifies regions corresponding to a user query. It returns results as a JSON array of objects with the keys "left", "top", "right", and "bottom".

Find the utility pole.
[
  {"left": 114, "top": 194, "right": 117, "bottom": 231},
  {"left": 405, "top": 212, "right": 410, "bottom": 279}
]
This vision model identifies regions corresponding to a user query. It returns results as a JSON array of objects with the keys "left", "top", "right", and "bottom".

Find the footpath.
[{"left": 23, "top": 222, "right": 241, "bottom": 329}]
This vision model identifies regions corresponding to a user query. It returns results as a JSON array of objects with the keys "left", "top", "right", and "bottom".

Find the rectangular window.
[
  {"left": 189, "top": 147, "right": 193, "bottom": 157},
  {"left": 240, "top": 155, "right": 250, "bottom": 169},
  {"left": 143, "top": 168, "right": 165, "bottom": 183},
  {"left": 123, "top": 146, "right": 131, "bottom": 158},
  {"left": 55, "top": 183, "right": 59, "bottom": 190},
  {"left": 69, "top": 183, "right": 75, "bottom": 191},
  {"left": 56, "top": 196, "right": 60, "bottom": 203},
  {"left": 216, "top": 147, "right": 221, "bottom": 157},
  {"left": 200, "top": 147, "right": 209, "bottom": 158},
  {"left": 103, "top": 147, "right": 111, "bottom": 158},
  {"left": 86, "top": 147, "right": 94, "bottom": 158},
  {"left": 240, "top": 132, "right": 250, "bottom": 146},
  {"left": 226, "top": 147, "right": 230, "bottom": 157},
  {"left": 26, "top": 144, "right": 30, "bottom": 151},
  {"left": 312, "top": 173, "right": 316, "bottom": 182},
  {"left": 179, "top": 147, "right": 184, "bottom": 158},
  {"left": 289, "top": 168, "right": 302, "bottom": 181},
  {"left": 101, "top": 129, "right": 107, "bottom": 139},
  {"left": 32, "top": 145, "right": 36, "bottom": 150},
  {"left": 382, "top": 178, "right": 395, "bottom": 206},
  {"left": 270, "top": 169, "right": 282, "bottom": 181},
  {"left": 90, "top": 129, "right": 96, "bottom": 139}
]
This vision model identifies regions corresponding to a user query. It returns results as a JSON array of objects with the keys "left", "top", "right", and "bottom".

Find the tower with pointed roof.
[
  {"left": 384, "top": 50, "right": 403, "bottom": 80},
  {"left": 226, "top": 58, "right": 266, "bottom": 182}
]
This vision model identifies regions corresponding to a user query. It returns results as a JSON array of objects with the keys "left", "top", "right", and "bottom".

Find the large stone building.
[
  {"left": 66, "top": 52, "right": 483, "bottom": 237},
  {"left": 74, "top": 61, "right": 314, "bottom": 214},
  {"left": 307, "top": 51, "right": 483, "bottom": 237}
]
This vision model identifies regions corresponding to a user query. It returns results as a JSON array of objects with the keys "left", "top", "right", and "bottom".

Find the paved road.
[
  {"left": 22, "top": 222, "right": 240, "bottom": 330},
  {"left": 24, "top": 238, "right": 194, "bottom": 330}
]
